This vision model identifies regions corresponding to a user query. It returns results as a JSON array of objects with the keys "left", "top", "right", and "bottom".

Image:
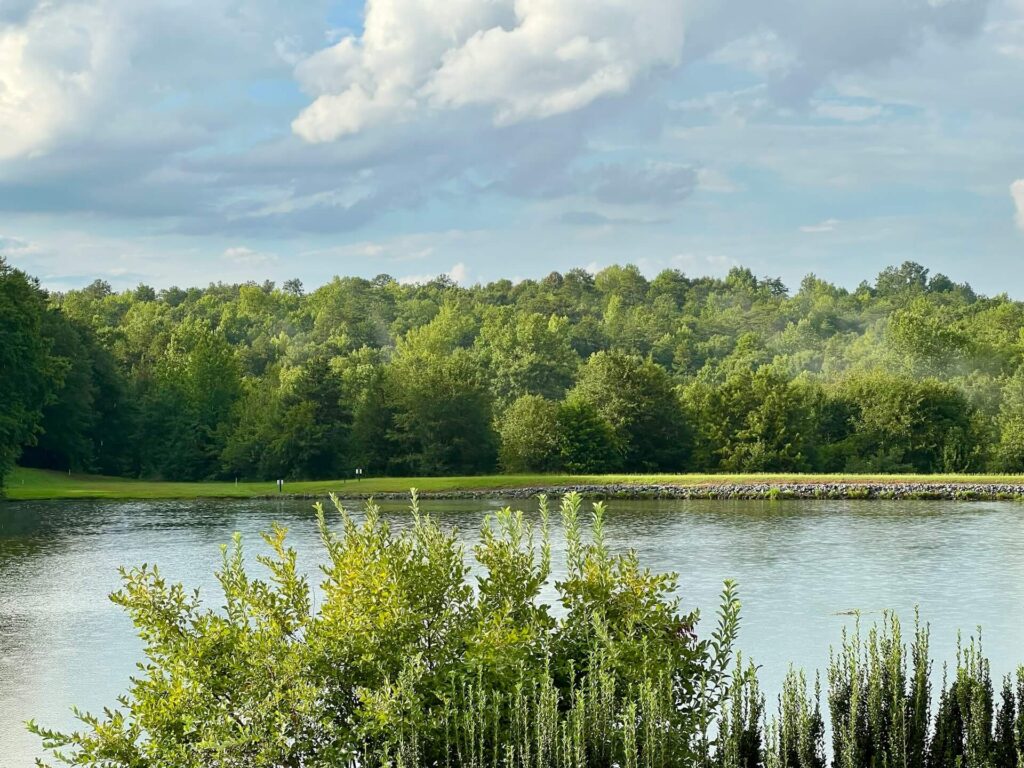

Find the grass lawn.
[{"left": 5, "top": 466, "right": 1024, "bottom": 501}]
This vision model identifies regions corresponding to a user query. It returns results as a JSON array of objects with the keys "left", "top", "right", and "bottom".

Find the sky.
[{"left": 1, "top": 0, "right": 1024, "bottom": 295}]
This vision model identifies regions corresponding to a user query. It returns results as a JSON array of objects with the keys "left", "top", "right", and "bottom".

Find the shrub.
[
  {"left": 716, "top": 613, "right": 1024, "bottom": 768},
  {"left": 30, "top": 492, "right": 741, "bottom": 767}
]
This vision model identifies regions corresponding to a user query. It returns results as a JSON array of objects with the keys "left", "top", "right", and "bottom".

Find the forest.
[{"left": 4, "top": 255, "right": 1024, "bottom": 491}]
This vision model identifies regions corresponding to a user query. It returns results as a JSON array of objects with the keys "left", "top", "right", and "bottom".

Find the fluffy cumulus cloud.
[
  {"left": 291, "top": 0, "right": 688, "bottom": 141},
  {"left": 292, "top": 0, "right": 991, "bottom": 142},
  {"left": 0, "top": 1, "right": 328, "bottom": 161},
  {"left": 0, "top": 2, "right": 123, "bottom": 160}
]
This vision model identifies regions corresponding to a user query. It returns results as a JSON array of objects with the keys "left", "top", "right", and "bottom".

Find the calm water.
[{"left": 1, "top": 497, "right": 1022, "bottom": 764}]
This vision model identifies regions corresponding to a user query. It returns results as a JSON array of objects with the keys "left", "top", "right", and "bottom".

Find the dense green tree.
[
  {"left": 350, "top": 368, "right": 400, "bottom": 475},
  {"left": 0, "top": 258, "right": 59, "bottom": 492},
  {"left": 683, "top": 357, "right": 814, "bottom": 472},
  {"left": 387, "top": 307, "right": 496, "bottom": 474},
  {"left": 273, "top": 357, "right": 352, "bottom": 479},
  {"left": 993, "top": 371, "right": 1024, "bottom": 472},
  {"left": 497, "top": 394, "right": 560, "bottom": 472},
  {"left": 594, "top": 264, "right": 649, "bottom": 307},
  {"left": 219, "top": 376, "right": 285, "bottom": 479},
  {"left": 18, "top": 313, "right": 97, "bottom": 472},
  {"left": 875, "top": 261, "right": 930, "bottom": 297},
  {"left": 388, "top": 349, "right": 496, "bottom": 474},
  {"left": 555, "top": 397, "right": 622, "bottom": 473},
  {"left": 305, "top": 276, "right": 396, "bottom": 352},
  {"left": 16, "top": 309, "right": 136, "bottom": 475},
  {"left": 570, "top": 351, "right": 690, "bottom": 471},
  {"left": 887, "top": 298, "right": 971, "bottom": 375},
  {"left": 829, "top": 372, "right": 980, "bottom": 473},
  {"left": 139, "top": 319, "right": 242, "bottom": 479},
  {"left": 477, "top": 308, "right": 579, "bottom": 409}
]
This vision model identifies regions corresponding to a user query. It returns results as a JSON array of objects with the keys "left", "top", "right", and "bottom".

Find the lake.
[{"left": 1, "top": 496, "right": 1022, "bottom": 764}]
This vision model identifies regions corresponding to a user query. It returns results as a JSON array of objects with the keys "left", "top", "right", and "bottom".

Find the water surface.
[{"left": 1, "top": 497, "right": 1022, "bottom": 764}]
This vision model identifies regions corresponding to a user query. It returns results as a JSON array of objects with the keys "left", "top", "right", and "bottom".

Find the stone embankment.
[{"left": 320, "top": 482, "right": 1024, "bottom": 502}]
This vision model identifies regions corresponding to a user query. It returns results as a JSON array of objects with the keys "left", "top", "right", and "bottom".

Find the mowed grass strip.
[{"left": 6, "top": 466, "right": 1024, "bottom": 501}]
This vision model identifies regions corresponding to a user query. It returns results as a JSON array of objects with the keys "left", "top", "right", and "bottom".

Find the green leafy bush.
[{"left": 30, "top": 492, "right": 740, "bottom": 767}]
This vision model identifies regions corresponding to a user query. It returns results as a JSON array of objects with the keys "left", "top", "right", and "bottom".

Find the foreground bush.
[
  {"left": 29, "top": 494, "right": 1023, "bottom": 768},
  {"left": 30, "top": 493, "right": 741, "bottom": 767}
]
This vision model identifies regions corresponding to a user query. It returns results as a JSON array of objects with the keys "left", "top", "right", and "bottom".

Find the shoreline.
[
  {"left": 322, "top": 482, "right": 1024, "bottom": 502},
  {"left": 8, "top": 467, "right": 1024, "bottom": 502},
  {"left": 11, "top": 482, "right": 1024, "bottom": 503}
]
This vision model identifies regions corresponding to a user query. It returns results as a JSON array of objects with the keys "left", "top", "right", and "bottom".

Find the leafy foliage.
[
  {"left": 29, "top": 493, "right": 742, "bottom": 767},
  {"left": 0, "top": 258, "right": 61, "bottom": 494},
  {"left": 498, "top": 394, "right": 561, "bottom": 472}
]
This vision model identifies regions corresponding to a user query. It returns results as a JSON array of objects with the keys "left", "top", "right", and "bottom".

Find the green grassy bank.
[{"left": 6, "top": 466, "right": 1024, "bottom": 501}]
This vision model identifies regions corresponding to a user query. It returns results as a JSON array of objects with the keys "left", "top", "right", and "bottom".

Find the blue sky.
[{"left": 2, "top": 0, "right": 1024, "bottom": 295}]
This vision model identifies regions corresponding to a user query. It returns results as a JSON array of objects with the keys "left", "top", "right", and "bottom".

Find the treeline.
[{"left": 5, "top": 256, "right": 1024, "bottom": 486}]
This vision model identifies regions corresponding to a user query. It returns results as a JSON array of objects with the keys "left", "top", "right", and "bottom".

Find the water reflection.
[{"left": 1, "top": 497, "right": 1021, "bottom": 764}]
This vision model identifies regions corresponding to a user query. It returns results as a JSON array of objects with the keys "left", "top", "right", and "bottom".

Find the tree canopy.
[{"left": 2, "top": 258, "right": 1022, "bottom": 487}]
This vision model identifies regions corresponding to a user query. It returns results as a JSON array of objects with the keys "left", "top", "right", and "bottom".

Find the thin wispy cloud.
[
  {"left": 399, "top": 261, "right": 470, "bottom": 286},
  {"left": 800, "top": 219, "right": 841, "bottom": 234},
  {"left": 1012, "top": 180, "right": 1024, "bottom": 231},
  {"left": 223, "top": 246, "right": 278, "bottom": 266}
]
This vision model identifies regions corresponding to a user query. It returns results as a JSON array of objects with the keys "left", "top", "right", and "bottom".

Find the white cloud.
[
  {"left": 1012, "top": 179, "right": 1024, "bottom": 230},
  {"left": 0, "top": 0, "right": 1013, "bottom": 292},
  {"left": 292, "top": 0, "right": 688, "bottom": 142},
  {"left": 696, "top": 167, "right": 739, "bottom": 193},
  {"left": 357, "top": 243, "right": 386, "bottom": 258},
  {"left": 223, "top": 246, "right": 278, "bottom": 266},
  {"left": 669, "top": 252, "right": 739, "bottom": 276},
  {"left": 800, "top": 218, "right": 841, "bottom": 233},
  {"left": 584, "top": 162, "right": 698, "bottom": 205},
  {"left": 0, "top": 234, "right": 30, "bottom": 252},
  {"left": 448, "top": 261, "right": 469, "bottom": 284},
  {"left": 696, "top": 0, "right": 989, "bottom": 103},
  {"left": 710, "top": 30, "right": 796, "bottom": 76},
  {"left": 399, "top": 261, "right": 471, "bottom": 285},
  {"left": 298, "top": 232, "right": 475, "bottom": 264},
  {"left": 814, "top": 102, "right": 884, "bottom": 122},
  {"left": 0, "top": 3, "right": 122, "bottom": 160},
  {"left": 0, "top": 1, "right": 325, "bottom": 162},
  {"left": 290, "top": 0, "right": 991, "bottom": 145}
]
